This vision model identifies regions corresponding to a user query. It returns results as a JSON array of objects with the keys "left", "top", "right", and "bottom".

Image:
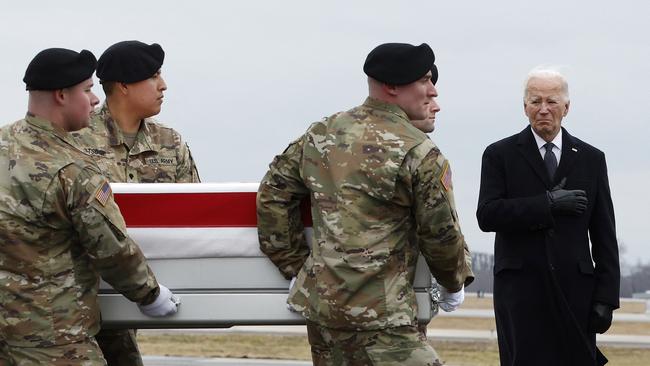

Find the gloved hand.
[
  {"left": 438, "top": 285, "right": 465, "bottom": 312},
  {"left": 138, "top": 284, "right": 180, "bottom": 317},
  {"left": 547, "top": 178, "right": 588, "bottom": 215},
  {"left": 589, "top": 302, "right": 613, "bottom": 334},
  {"left": 289, "top": 276, "right": 297, "bottom": 292},
  {"left": 287, "top": 277, "right": 298, "bottom": 313}
]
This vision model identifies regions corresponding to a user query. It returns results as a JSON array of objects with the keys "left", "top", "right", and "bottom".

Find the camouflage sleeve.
[
  {"left": 412, "top": 148, "right": 474, "bottom": 292},
  {"left": 58, "top": 163, "right": 159, "bottom": 304},
  {"left": 175, "top": 133, "right": 201, "bottom": 183},
  {"left": 256, "top": 137, "right": 310, "bottom": 280}
]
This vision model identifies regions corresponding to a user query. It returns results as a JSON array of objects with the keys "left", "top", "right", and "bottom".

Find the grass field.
[
  {"left": 138, "top": 333, "right": 650, "bottom": 366},
  {"left": 138, "top": 297, "right": 649, "bottom": 365}
]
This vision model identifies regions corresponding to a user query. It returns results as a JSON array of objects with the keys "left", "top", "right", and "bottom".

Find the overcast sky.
[{"left": 1, "top": 1, "right": 648, "bottom": 263}]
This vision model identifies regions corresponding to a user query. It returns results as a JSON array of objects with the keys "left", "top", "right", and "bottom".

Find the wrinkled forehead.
[{"left": 525, "top": 77, "right": 566, "bottom": 98}]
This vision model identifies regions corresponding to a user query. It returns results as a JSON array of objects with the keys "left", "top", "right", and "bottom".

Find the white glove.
[
  {"left": 287, "top": 277, "right": 298, "bottom": 313},
  {"left": 438, "top": 285, "right": 465, "bottom": 312},
  {"left": 138, "top": 284, "right": 180, "bottom": 317}
]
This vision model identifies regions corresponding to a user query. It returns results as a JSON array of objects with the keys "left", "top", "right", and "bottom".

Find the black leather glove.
[
  {"left": 589, "top": 302, "right": 614, "bottom": 334},
  {"left": 547, "top": 178, "right": 588, "bottom": 215}
]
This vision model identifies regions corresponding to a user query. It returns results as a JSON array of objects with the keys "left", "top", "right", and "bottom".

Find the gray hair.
[{"left": 523, "top": 67, "right": 570, "bottom": 102}]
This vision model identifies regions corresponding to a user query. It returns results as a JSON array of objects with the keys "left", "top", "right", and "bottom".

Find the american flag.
[
  {"left": 98, "top": 183, "right": 433, "bottom": 327},
  {"left": 111, "top": 183, "right": 312, "bottom": 259},
  {"left": 440, "top": 162, "right": 453, "bottom": 192},
  {"left": 95, "top": 181, "right": 112, "bottom": 206}
]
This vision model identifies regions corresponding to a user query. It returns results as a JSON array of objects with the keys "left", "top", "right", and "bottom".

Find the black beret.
[
  {"left": 431, "top": 64, "right": 438, "bottom": 85},
  {"left": 23, "top": 48, "right": 97, "bottom": 90},
  {"left": 363, "top": 43, "right": 436, "bottom": 85},
  {"left": 97, "top": 41, "right": 164, "bottom": 83}
]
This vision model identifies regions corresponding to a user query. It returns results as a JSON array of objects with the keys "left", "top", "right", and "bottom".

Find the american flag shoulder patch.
[
  {"left": 95, "top": 180, "right": 112, "bottom": 206},
  {"left": 440, "top": 161, "right": 452, "bottom": 192}
]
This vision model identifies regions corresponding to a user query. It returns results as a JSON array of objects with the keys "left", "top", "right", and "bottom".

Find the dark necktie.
[{"left": 544, "top": 142, "right": 557, "bottom": 179}]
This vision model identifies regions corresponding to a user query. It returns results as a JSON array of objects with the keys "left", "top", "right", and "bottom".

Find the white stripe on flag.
[{"left": 128, "top": 227, "right": 314, "bottom": 260}]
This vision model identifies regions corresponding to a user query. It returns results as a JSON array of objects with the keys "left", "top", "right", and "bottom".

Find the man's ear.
[
  {"left": 382, "top": 83, "right": 399, "bottom": 96},
  {"left": 564, "top": 100, "right": 570, "bottom": 116},
  {"left": 523, "top": 101, "right": 530, "bottom": 117},
  {"left": 117, "top": 82, "right": 129, "bottom": 95},
  {"left": 53, "top": 89, "right": 67, "bottom": 106}
]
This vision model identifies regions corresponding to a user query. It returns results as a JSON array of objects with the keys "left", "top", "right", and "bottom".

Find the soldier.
[
  {"left": 257, "top": 43, "right": 474, "bottom": 365},
  {"left": 409, "top": 99, "right": 459, "bottom": 339},
  {"left": 73, "top": 40, "right": 199, "bottom": 183},
  {"left": 70, "top": 40, "right": 199, "bottom": 365},
  {"left": 410, "top": 100, "right": 440, "bottom": 134},
  {"left": 0, "top": 48, "right": 179, "bottom": 365}
]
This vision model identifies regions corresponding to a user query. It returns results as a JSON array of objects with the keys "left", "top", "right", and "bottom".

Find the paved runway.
[{"left": 436, "top": 308, "right": 650, "bottom": 322}]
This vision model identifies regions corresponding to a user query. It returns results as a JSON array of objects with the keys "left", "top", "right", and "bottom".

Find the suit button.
[{"left": 547, "top": 229, "right": 554, "bottom": 237}]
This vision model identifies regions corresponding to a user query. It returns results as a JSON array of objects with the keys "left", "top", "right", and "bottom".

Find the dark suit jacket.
[{"left": 477, "top": 126, "right": 620, "bottom": 366}]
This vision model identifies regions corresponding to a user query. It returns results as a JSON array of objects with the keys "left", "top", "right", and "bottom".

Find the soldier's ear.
[
  {"left": 383, "top": 83, "right": 399, "bottom": 96},
  {"left": 53, "top": 89, "right": 67, "bottom": 106},
  {"left": 117, "top": 82, "right": 129, "bottom": 95}
]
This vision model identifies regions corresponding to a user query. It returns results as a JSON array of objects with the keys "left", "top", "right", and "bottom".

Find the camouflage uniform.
[
  {"left": 1, "top": 338, "right": 106, "bottom": 366},
  {"left": 0, "top": 115, "right": 159, "bottom": 365},
  {"left": 72, "top": 102, "right": 200, "bottom": 183},
  {"left": 71, "top": 102, "right": 200, "bottom": 365},
  {"left": 257, "top": 97, "right": 474, "bottom": 365},
  {"left": 307, "top": 320, "right": 442, "bottom": 366}
]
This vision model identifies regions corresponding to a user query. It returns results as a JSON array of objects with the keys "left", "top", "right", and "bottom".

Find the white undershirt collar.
[{"left": 531, "top": 127, "right": 562, "bottom": 163}]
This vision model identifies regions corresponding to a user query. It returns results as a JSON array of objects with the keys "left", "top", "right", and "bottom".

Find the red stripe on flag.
[{"left": 114, "top": 192, "right": 312, "bottom": 228}]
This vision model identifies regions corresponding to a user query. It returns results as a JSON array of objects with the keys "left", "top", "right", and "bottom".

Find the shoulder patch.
[
  {"left": 440, "top": 161, "right": 453, "bottom": 191},
  {"left": 94, "top": 180, "right": 112, "bottom": 206}
]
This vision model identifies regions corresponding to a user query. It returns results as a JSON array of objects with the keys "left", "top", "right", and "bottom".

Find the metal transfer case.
[{"left": 99, "top": 183, "right": 434, "bottom": 329}]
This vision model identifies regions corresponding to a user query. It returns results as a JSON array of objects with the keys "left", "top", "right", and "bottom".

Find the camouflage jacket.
[
  {"left": 0, "top": 115, "right": 159, "bottom": 347},
  {"left": 257, "top": 97, "right": 474, "bottom": 330},
  {"left": 72, "top": 102, "right": 200, "bottom": 183}
]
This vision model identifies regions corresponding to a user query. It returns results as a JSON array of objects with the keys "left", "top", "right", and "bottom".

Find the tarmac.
[{"left": 436, "top": 308, "right": 650, "bottom": 323}]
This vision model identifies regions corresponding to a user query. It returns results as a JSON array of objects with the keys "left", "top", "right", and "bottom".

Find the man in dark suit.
[{"left": 476, "top": 68, "right": 620, "bottom": 365}]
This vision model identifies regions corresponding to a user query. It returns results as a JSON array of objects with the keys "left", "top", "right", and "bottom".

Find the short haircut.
[
  {"left": 101, "top": 80, "right": 116, "bottom": 96},
  {"left": 523, "top": 66, "right": 570, "bottom": 102}
]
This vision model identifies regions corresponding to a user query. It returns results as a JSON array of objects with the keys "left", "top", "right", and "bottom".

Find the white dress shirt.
[{"left": 531, "top": 128, "right": 562, "bottom": 164}]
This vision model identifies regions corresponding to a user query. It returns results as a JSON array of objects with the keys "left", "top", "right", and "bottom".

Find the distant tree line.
[
  {"left": 462, "top": 252, "right": 650, "bottom": 298},
  {"left": 466, "top": 252, "right": 494, "bottom": 293},
  {"left": 620, "top": 262, "right": 650, "bottom": 297}
]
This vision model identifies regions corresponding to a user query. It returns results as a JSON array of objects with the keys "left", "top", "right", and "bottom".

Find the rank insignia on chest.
[
  {"left": 440, "top": 161, "right": 453, "bottom": 192},
  {"left": 95, "top": 180, "right": 112, "bottom": 206}
]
